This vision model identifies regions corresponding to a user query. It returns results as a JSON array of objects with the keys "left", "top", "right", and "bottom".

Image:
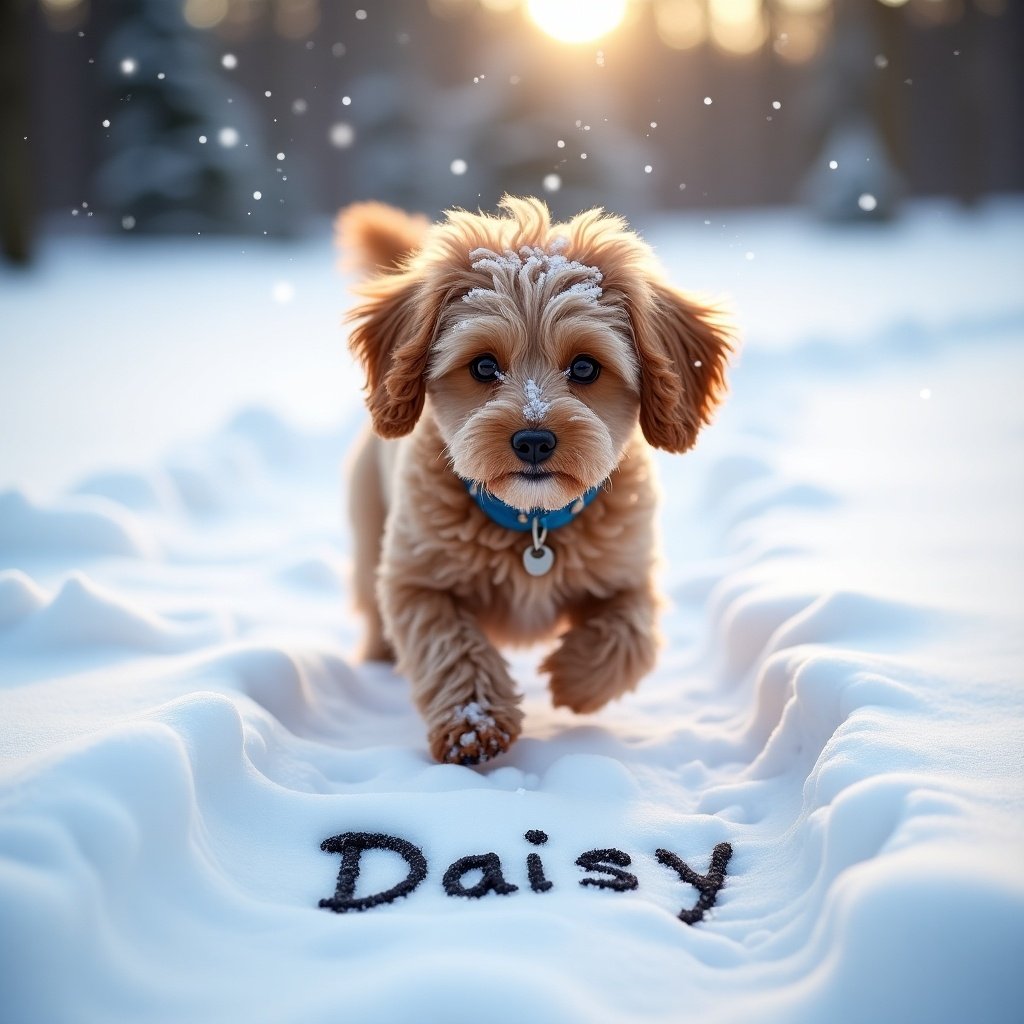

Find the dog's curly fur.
[{"left": 339, "top": 196, "right": 733, "bottom": 765}]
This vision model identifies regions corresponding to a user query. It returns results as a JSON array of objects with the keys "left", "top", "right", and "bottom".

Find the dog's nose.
[{"left": 511, "top": 429, "right": 557, "bottom": 466}]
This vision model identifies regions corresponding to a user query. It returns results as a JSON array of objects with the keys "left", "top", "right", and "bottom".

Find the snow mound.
[
  {"left": 273, "top": 548, "right": 347, "bottom": 591},
  {"left": 1, "top": 572, "right": 225, "bottom": 654},
  {"left": 0, "top": 570, "right": 50, "bottom": 627},
  {"left": 0, "top": 489, "right": 156, "bottom": 559},
  {"left": 74, "top": 468, "right": 181, "bottom": 513}
]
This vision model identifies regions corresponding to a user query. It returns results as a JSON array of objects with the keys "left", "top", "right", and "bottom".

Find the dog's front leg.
[
  {"left": 542, "top": 588, "right": 660, "bottom": 714},
  {"left": 382, "top": 581, "right": 524, "bottom": 764}
]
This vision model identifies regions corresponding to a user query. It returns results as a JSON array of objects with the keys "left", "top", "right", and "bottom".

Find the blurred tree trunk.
[
  {"left": 955, "top": 2, "right": 983, "bottom": 206},
  {"left": 872, "top": 0, "right": 907, "bottom": 187},
  {"left": 800, "top": 0, "right": 902, "bottom": 221},
  {"left": 0, "top": 0, "right": 32, "bottom": 263}
]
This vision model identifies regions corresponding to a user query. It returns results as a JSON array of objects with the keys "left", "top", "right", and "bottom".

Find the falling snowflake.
[
  {"left": 328, "top": 123, "right": 355, "bottom": 148},
  {"left": 450, "top": 158, "right": 468, "bottom": 175},
  {"left": 218, "top": 127, "right": 239, "bottom": 148},
  {"left": 543, "top": 173, "right": 561, "bottom": 192},
  {"left": 120, "top": 58, "right": 137, "bottom": 75},
  {"left": 221, "top": 53, "right": 237, "bottom": 70},
  {"left": 858, "top": 193, "right": 878, "bottom": 212}
]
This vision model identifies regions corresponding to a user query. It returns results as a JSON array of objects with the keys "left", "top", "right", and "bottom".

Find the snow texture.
[
  {"left": 522, "top": 379, "right": 552, "bottom": 423},
  {"left": 466, "top": 242, "right": 604, "bottom": 308},
  {"left": 1, "top": 201, "right": 1023, "bottom": 1023}
]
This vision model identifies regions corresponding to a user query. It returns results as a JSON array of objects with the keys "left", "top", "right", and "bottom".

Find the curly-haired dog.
[{"left": 340, "top": 197, "right": 732, "bottom": 765}]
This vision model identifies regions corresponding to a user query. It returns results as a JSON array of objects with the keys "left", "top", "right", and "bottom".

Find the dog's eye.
[
  {"left": 567, "top": 355, "right": 601, "bottom": 384},
  {"left": 469, "top": 354, "right": 502, "bottom": 382}
]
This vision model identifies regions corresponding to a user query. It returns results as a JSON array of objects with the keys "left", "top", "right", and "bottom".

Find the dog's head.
[{"left": 341, "top": 196, "right": 732, "bottom": 512}]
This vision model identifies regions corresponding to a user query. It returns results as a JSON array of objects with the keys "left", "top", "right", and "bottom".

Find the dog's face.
[
  {"left": 426, "top": 244, "right": 640, "bottom": 511},
  {"left": 345, "top": 197, "right": 732, "bottom": 511}
]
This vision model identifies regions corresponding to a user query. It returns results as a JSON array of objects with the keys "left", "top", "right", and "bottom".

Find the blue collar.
[{"left": 463, "top": 479, "right": 602, "bottom": 532}]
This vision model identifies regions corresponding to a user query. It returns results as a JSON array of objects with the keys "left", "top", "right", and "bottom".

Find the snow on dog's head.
[{"left": 340, "top": 196, "right": 733, "bottom": 511}]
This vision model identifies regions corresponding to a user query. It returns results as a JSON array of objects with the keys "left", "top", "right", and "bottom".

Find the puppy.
[{"left": 340, "top": 196, "right": 732, "bottom": 765}]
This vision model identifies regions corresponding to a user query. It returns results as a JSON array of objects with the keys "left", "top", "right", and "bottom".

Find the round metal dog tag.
[{"left": 523, "top": 543, "right": 554, "bottom": 577}]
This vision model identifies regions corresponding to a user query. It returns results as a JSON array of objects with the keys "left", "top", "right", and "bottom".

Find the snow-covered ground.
[{"left": 1, "top": 200, "right": 1023, "bottom": 1023}]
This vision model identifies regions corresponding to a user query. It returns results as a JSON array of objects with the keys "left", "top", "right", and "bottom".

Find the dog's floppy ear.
[
  {"left": 629, "top": 280, "right": 733, "bottom": 453},
  {"left": 346, "top": 267, "right": 446, "bottom": 438},
  {"left": 339, "top": 203, "right": 440, "bottom": 438},
  {"left": 560, "top": 207, "right": 732, "bottom": 454},
  {"left": 337, "top": 201, "right": 429, "bottom": 276}
]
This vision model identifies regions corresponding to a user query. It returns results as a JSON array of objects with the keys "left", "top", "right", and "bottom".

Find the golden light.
[
  {"left": 777, "top": 0, "right": 830, "bottom": 11},
  {"left": 773, "top": 12, "right": 825, "bottom": 63},
  {"left": 655, "top": 0, "right": 706, "bottom": 50},
  {"left": 909, "top": 0, "right": 963, "bottom": 25},
  {"left": 183, "top": 0, "right": 228, "bottom": 30},
  {"left": 526, "top": 0, "right": 629, "bottom": 45},
  {"left": 40, "top": 0, "right": 86, "bottom": 30},
  {"left": 708, "top": 0, "right": 767, "bottom": 56},
  {"left": 429, "top": 0, "right": 476, "bottom": 17},
  {"left": 274, "top": 0, "right": 319, "bottom": 39}
]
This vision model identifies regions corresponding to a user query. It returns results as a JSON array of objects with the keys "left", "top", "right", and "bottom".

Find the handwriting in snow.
[{"left": 318, "top": 830, "right": 733, "bottom": 925}]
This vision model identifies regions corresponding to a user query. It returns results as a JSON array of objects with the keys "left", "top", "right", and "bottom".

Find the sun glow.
[{"left": 526, "top": 0, "right": 628, "bottom": 45}]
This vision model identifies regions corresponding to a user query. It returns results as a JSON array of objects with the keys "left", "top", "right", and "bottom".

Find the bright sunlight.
[{"left": 525, "top": 0, "right": 629, "bottom": 45}]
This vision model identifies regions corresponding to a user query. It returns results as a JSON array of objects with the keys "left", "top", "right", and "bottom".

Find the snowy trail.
[{"left": 2, "top": 208, "right": 1024, "bottom": 1023}]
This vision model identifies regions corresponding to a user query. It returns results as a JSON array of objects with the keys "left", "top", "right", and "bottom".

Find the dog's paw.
[
  {"left": 543, "top": 624, "right": 655, "bottom": 714},
  {"left": 546, "top": 662, "right": 619, "bottom": 714},
  {"left": 429, "top": 700, "right": 522, "bottom": 766}
]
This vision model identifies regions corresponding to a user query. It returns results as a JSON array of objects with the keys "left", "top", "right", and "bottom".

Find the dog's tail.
[{"left": 336, "top": 201, "right": 429, "bottom": 276}]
